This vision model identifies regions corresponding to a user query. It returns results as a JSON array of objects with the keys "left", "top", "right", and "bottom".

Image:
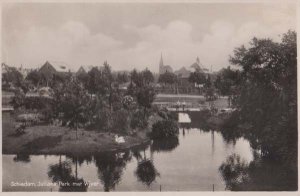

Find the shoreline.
[
  {"left": 2, "top": 108, "right": 228, "bottom": 156},
  {"left": 2, "top": 124, "right": 152, "bottom": 156},
  {"left": 3, "top": 138, "right": 151, "bottom": 156}
]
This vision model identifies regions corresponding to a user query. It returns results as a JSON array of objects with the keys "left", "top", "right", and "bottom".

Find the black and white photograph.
[{"left": 1, "top": 0, "right": 298, "bottom": 192}]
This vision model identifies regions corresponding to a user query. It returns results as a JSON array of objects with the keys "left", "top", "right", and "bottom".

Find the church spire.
[
  {"left": 196, "top": 56, "right": 200, "bottom": 65},
  {"left": 159, "top": 52, "right": 164, "bottom": 67}
]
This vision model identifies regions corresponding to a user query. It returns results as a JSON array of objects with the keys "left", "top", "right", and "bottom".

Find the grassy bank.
[{"left": 3, "top": 112, "right": 161, "bottom": 155}]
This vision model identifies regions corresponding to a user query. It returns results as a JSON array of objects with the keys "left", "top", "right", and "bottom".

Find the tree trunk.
[
  {"left": 76, "top": 121, "right": 78, "bottom": 140},
  {"left": 75, "top": 157, "right": 78, "bottom": 180}
]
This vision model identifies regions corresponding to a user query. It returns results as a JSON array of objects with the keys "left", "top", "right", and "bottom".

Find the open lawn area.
[
  {"left": 154, "top": 94, "right": 229, "bottom": 109},
  {"left": 2, "top": 112, "right": 158, "bottom": 155}
]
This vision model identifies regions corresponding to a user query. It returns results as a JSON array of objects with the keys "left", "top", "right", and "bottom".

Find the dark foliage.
[
  {"left": 135, "top": 159, "right": 160, "bottom": 186},
  {"left": 224, "top": 30, "right": 297, "bottom": 167},
  {"left": 151, "top": 120, "right": 179, "bottom": 139},
  {"left": 219, "top": 153, "right": 297, "bottom": 191},
  {"left": 151, "top": 137, "right": 179, "bottom": 152},
  {"left": 130, "top": 109, "right": 149, "bottom": 129}
]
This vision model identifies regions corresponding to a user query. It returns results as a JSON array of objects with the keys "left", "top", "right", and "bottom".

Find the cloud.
[
  {"left": 3, "top": 21, "right": 122, "bottom": 69},
  {"left": 3, "top": 3, "right": 296, "bottom": 72}
]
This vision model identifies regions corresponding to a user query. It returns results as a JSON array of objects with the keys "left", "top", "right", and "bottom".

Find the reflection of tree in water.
[
  {"left": 135, "top": 159, "right": 160, "bottom": 186},
  {"left": 219, "top": 154, "right": 249, "bottom": 190},
  {"left": 219, "top": 128, "right": 241, "bottom": 145},
  {"left": 185, "top": 111, "right": 213, "bottom": 131},
  {"left": 66, "top": 154, "right": 93, "bottom": 166},
  {"left": 47, "top": 155, "right": 88, "bottom": 192},
  {"left": 13, "top": 154, "right": 31, "bottom": 163},
  {"left": 150, "top": 137, "right": 179, "bottom": 153},
  {"left": 133, "top": 146, "right": 160, "bottom": 187},
  {"left": 219, "top": 153, "right": 298, "bottom": 191},
  {"left": 94, "top": 151, "right": 131, "bottom": 192}
]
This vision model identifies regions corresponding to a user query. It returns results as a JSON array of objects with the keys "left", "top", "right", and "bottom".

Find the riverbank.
[{"left": 3, "top": 113, "right": 161, "bottom": 155}]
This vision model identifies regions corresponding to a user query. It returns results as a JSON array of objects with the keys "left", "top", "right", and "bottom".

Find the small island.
[{"left": 3, "top": 64, "right": 182, "bottom": 155}]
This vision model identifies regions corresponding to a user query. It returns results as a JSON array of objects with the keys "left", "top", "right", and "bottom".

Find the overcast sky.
[{"left": 2, "top": 2, "right": 296, "bottom": 72}]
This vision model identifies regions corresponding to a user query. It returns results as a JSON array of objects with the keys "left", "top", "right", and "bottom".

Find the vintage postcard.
[{"left": 1, "top": 0, "right": 298, "bottom": 193}]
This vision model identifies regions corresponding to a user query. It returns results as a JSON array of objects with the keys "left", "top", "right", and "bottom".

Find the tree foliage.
[
  {"left": 53, "top": 79, "right": 92, "bottom": 130},
  {"left": 227, "top": 30, "right": 297, "bottom": 166},
  {"left": 151, "top": 120, "right": 179, "bottom": 139},
  {"left": 136, "top": 86, "right": 156, "bottom": 109},
  {"left": 26, "top": 70, "right": 41, "bottom": 86},
  {"left": 214, "top": 66, "right": 241, "bottom": 96},
  {"left": 188, "top": 71, "right": 206, "bottom": 85},
  {"left": 158, "top": 71, "right": 177, "bottom": 85}
]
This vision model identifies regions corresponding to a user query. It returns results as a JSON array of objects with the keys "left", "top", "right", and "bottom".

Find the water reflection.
[
  {"left": 66, "top": 154, "right": 93, "bottom": 166},
  {"left": 219, "top": 153, "right": 298, "bottom": 191},
  {"left": 13, "top": 154, "right": 31, "bottom": 163},
  {"left": 132, "top": 146, "right": 160, "bottom": 187},
  {"left": 47, "top": 155, "right": 88, "bottom": 192},
  {"left": 150, "top": 137, "right": 179, "bottom": 153},
  {"left": 219, "top": 154, "right": 249, "bottom": 190},
  {"left": 5, "top": 112, "right": 279, "bottom": 191},
  {"left": 135, "top": 159, "right": 160, "bottom": 186},
  {"left": 94, "top": 152, "right": 131, "bottom": 192}
]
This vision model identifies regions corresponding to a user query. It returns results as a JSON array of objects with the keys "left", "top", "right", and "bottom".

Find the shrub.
[
  {"left": 121, "top": 95, "right": 134, "bottom": 109},
  {"left": 151, "top": 120, "right": 179, "bottom": 139},
  {"left": 91, "top": 107, "right": 112, "bottom": 132},
  {"left": 130, "top": 109, "right": 148, "bottom": 130},
  {"left": 157, "top": 109, "right": 178, "bottom": 121},
  {"left": 112, "top": 109, "right": 130, "bottom": 133}
]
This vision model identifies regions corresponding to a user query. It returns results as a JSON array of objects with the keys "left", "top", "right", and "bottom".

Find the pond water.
[{"left": 3, "top": 112, "right": 254, "bottom": 192}]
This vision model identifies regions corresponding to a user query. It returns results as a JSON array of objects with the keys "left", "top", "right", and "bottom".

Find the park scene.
[{"left": 2, "top": 2, "right": 297, "bottom": 192}]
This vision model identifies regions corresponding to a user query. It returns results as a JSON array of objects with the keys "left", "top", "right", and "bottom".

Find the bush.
[
  {"left": 121, "top": 95, "right": 134, "bottom": 109},
  {"left": 130, "top": 109, "right": 148, "bottom": 129},
  {"left": 112, "top": 109, "right": 130, "bottom": 133},
  {"left": 91, "top": 107, "right": 112, "bottom": 132},
  {"left": 151, "top": 120, "right": 179, "bottom": 139},
  {"left": 157, "top": 109, "right": 178, "bottom": 121}
]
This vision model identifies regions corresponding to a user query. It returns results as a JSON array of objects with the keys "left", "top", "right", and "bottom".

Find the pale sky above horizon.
[{"left": 2, "top": 2, "right": 296, "bottom": 72}]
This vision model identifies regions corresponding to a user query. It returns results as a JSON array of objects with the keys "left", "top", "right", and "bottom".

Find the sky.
[{"left": 2, "top": 2, "right": 297, "bottom": 72}]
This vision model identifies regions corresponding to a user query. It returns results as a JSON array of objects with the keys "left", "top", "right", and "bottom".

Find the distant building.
[
  {"left": 189, "top": 57, "right": 201, "bottom": 71},
  {"left": 2, "top": 63, "right": 23, "bottom": 90},
  {"left": 118, "top": 81, "right": 131, "bottom": 91},
  {"left": 174, "top": 67, "right": 191, "bottom": 79},
  {"left": 156, "top": 55, "right": 210, "bottom": 94},
  {"left": 76, "top": 66, "right": 87, "bottom": 75},
  {"left": 174, "top": 67, "right": 192, "bottom": 92},
  {"left": 17, "top": 65, "right": 33, "bottom": 78},
  {"left": 189, "top": 57, "right": 209, "bottom": 73},
  {"left": 2, "top": 63, "right": 11, "bottom": 74},
  {"left": 39, "top": 61, "right": 58, "bottom": 79},
  {"left": 38, "top": 61, "right": 70, "bottom": 86},
  {"left": 25, "top": 87, "right": 53, "bottom": 98},
  {"left": 39, "top": 61, "right": 69, "bottom": 78},
  {"left": 159, "top": 53, "right": 173, "bottom": 74}
]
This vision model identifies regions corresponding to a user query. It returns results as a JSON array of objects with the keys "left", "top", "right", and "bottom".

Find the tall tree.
[
  {"left": 26, "top": 70, "right": 41, "bottom": 86},
  {"left": 102, "top": 61, "right": 117, "bottom": 110},
  {"left": 188, "top": 71, "right": 206, "bottom": 85},
  {"left": 136, "top": 86, "right": 156, "bottom": 116},
  {"left": 87, "top": 67, "right": 102, "bottom": 95},
  {"left": 229, "top": 30, "right": 297, "bottom": 166},
  {"left": 141, "top": 68, "right": 154, "bottom": 85},
  {"left": 158, "top": 72, "right": 177, "bottom": 85},
  {"left": 130, "top": 69, "right": 143, "bottom": 87},
  {"left": 54, "top": 79, "right": 92, "bottom": 139}
]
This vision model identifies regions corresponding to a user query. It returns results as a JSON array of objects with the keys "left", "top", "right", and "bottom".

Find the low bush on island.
[
  {"left": 151, "top": 120, "right": 179, "bottom": 139},
  {"left": 130, "top": 109, "right": 149, "bottom": 130}
]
